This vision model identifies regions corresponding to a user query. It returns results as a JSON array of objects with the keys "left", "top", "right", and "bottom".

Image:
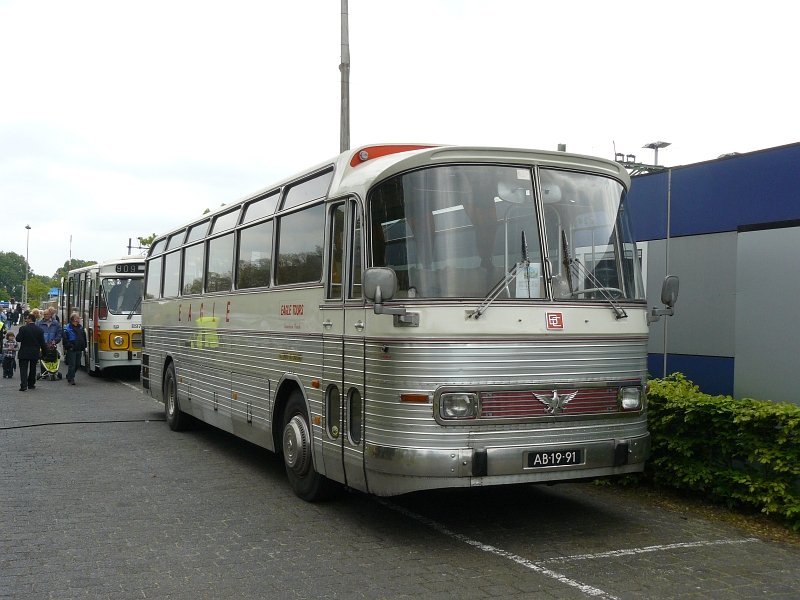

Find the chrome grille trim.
[
  {"left": 432, "top": 380, "right": 642, "bottom": 425},
  {"left": 480, "top": 387, "right": 619, "bottom": 418}
]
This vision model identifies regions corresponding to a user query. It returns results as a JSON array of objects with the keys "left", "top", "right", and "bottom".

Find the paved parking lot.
[{"left": 2, "top": 368, "right": 799, "bottom": 599}]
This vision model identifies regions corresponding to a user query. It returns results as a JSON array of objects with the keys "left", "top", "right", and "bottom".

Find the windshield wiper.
[
  {"left": 127, "top": 296, "right": 142, "bottom": 320},
  {"left": 469, "top": 231, "right": 530, "bottom": 320},
  {"left": 560, "top": 230, "right": 574, "bottom": 295},
  {"left": 561, "top": 231, "right": 627, "bottom": 320}
]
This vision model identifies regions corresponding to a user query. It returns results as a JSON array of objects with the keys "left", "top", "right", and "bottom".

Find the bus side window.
[
  {"left": 145, "top": 257, "right": 163, "bottom": 299},
  {"left": 349, "top": 203, "right": 363, "bottom": 299},
  {"left": 328, "top": 203, "right": 345, "bottom": 300},
  {"left": 237, "top": 220, "right": 273, "bottom": 289},
  {"left": 182, "top": 243, "right": 204, "bottom": 295},
  {"left": 163, "top": 252, "right": 181, "bottom": 298},
  {"left": 275, "top": 203, "right": 325, "bottom": 285},
  {"left": 206, "top": 233, "right": 234, "bottom": 292}
]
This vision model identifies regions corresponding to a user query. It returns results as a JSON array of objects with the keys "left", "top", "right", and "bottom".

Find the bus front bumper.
[
  {"left": 97, "top": 350, "right": 141, "bottom": 363},
  {"left": 365, "top": 434, "right": 650, "bottom": 480}
]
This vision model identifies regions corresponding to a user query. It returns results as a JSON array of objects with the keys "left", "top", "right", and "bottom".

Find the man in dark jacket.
[
  {"left": 62, "top": 312, "right": 87, "bottom": 385},
  {"left": 16, "top": 312, "right": 46, "bottom": 391}
]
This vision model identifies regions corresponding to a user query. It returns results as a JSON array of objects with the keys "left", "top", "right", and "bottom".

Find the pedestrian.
[
  {"left": 16, "top": 312, "right": 46, "bottom": 391},
  {"left": 9, "top": 298, "right": 19, "bottom": 325},
  {"left": 14, "top": 301, "right": 23, "bottom": 326},
  {"left": 2, "top": 330, "right": 17, "bottom": 378},
  {"left": 37, "top": 307, "right": 62, "bottom": 377},
  {"left": 62, "top": 312, "right": 87, "bottom": 385}
]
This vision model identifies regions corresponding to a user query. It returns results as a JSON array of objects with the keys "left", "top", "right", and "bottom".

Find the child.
[{"left": 2, "top": 331, "right": 17, "bottom": 378}]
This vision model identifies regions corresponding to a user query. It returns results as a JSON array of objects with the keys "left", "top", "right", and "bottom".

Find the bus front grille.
[{"left": 479, "top": 387, "right": 620, "bottom": 418}]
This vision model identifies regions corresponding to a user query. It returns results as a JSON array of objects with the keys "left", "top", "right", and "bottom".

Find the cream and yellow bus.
[
  {"left": 62, "top": 256, "right": 144, "bottom": 375},
  {"left": 141, "top": 144, "right": 677, "bottom": 500}
]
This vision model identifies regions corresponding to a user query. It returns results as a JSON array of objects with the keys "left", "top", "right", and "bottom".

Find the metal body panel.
[
  {"left": 645, "top": 233, "right": 736, "bottom": 358},
  {"left": 734, "top": 225, "right": 800, "bottom": 403},
  {"left": 144, "top": 300, "right": 649, "bottom": 495}
]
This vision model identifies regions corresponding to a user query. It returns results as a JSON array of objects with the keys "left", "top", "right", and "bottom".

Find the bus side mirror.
[
  {"left": 648, "top": 275, "right": 679, "bottom": 324},
  {"left": 364, "top": 268, "right": 398, "bottom": 303},
  {"left": 661, "top": 275, "right": 679, "bottom": 308},
  {"left": 363, "top": 267, "right": 418, "bottom": 327}
]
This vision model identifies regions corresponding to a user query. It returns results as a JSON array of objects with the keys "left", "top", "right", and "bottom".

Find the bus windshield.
[
  {"left": 369, "top": 165, "right": 643, "bottom": 301},
  {"left": 101, "top": 278, "right": 143, "bottom": 314}
]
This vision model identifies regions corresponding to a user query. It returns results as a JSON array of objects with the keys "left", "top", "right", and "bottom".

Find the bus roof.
[
  {"left": 149, "top": 144, "right": 630, "bottom": 249},
  {"left": 67, "top": 256, "right": 145, "bottom": 277}
]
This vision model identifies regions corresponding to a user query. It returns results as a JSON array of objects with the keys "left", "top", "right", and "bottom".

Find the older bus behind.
[{"left": 62, "top": 256, "right": 144, "bottom": 375}]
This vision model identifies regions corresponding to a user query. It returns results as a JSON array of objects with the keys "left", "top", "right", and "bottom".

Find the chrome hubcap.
[{"left": 283, "top": 415, "right": 310, "bottom": 475}]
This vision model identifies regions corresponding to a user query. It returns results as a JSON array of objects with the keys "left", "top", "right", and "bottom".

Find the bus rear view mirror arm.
[
  {"left": 364, "top": 267, "right": 419, "bottom": 327},
  {"left": 647, "top": 275, "right": 679, "bottom": 324}
]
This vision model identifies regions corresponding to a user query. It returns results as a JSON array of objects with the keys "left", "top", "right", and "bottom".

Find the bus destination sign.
[{"left": 115, "top": 263, "right": 145, "bottom": 274}]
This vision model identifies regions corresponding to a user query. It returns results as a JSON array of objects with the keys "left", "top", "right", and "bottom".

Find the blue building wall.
[
  {"left": 627, "top": 142, "right": 800, "bottom": 401},
  {"left": 647, "top": 354, "right": 735, "bottom": 397},
  {"left": 628, "top": 142, "right": 800, "bottom": 240}
]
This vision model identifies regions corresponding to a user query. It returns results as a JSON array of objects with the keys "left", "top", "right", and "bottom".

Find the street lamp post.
[
  {"left": 643, "top": 141, "right": 671, "bottom": 166},
  {"left": 340, "top": 0, "right": 350, "bottom": 152},
  {"left": 24, "top": 224, "right": 31, "bottom": 307}
]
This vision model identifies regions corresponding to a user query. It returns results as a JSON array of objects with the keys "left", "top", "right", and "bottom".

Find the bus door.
[
  {"left": 87, "top": 275, "right": 101, "bottom": 373},
  {"left": 322, "top": 199, "right": 367, "bottom": 491}
]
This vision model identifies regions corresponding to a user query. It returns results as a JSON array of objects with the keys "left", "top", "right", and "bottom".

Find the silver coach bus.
[{"left": 141, "top": 144, "right": 677, "bottom": 500}]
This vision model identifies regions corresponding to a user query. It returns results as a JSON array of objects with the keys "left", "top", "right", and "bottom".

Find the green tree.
[
  {"left": 0, "top": 251, "right": 27, "bottom": 301},
  {"left": 27, "top": 276, "right": 52, "bottom": 309},
  {"left": 53, "top": 259, "right": 96, "bottom": 282},
  {"left": 137, "top": 233, "right": 157, "bottom": 247}
]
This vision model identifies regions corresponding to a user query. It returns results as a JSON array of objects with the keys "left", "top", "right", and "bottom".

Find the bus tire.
[
  {"left": 164, "top": 363, "right": 190, "bottom": 431},
  {"left": 281, "top": 390, "right": 336, "bottom": 502}
]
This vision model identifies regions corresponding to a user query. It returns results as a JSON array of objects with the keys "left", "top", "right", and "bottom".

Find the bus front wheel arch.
[{"left": 280, "top": 389, "right": 336, "bottom": 502}]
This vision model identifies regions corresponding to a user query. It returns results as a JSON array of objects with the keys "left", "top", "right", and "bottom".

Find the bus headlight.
[
  {"left": 619, "top": 387, "right": 642, "bottom": 410},
  {"left": 440, "top": 393, "right": 478, "bottom": 419},
  {"left": 113, "top": 335, "right": 125, "bottom": 347}
]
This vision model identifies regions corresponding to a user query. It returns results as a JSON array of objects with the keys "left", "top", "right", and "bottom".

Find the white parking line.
[
  {"left": 540, "top": 537, "right": 761, "bottom": 562},
  {"left": 379, "top": 499, "right": 619, "bottom": 599},
  {"left": 117, "top": 380, "right": 142, "bottom": 394}
]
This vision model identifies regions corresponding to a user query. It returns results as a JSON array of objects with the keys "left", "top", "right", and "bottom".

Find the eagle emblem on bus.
[{"left": 533, "top": 390, "right": 579, "bottom": 414}]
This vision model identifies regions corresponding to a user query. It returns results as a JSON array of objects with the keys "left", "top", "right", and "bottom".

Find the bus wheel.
[
  {"left": 164, "top": 363, "right": 190, "bottom": 431},
  {"left": 281, "top": 390, "right": 335, "bottom": 501}
]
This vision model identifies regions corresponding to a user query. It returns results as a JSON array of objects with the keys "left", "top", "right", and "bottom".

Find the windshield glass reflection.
[{"left": 369, "top": 164, "right": 643, "bottom": 301}]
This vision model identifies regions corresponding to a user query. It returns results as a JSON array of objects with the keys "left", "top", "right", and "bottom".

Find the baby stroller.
[{"left": 38, "top": 341, "right": 63, "bottom": 381}]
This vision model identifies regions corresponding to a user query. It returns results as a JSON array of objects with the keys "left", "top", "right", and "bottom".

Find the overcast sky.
[{"left": 2, "top": 0, "right": 797, "bottom": 279}]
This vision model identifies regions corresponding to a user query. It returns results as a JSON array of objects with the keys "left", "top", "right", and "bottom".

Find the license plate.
[{"left": 527, "top": 449, "right": 583, "bottom": 468}]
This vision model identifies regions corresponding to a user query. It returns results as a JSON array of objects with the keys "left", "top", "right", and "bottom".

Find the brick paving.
[{"left": 2, "top": 366, "right": 799, "bottom": 599}]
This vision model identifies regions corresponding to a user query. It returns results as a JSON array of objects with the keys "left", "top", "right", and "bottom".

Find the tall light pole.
[
  {"left": 643, "top": 141, "right": 671, "bottom": 166},
  {"left": 24, "top": 224, "right": 31, "bottom": 307},
  {"left": 340, "top": 0, "right": 350, "bottom": 152}
]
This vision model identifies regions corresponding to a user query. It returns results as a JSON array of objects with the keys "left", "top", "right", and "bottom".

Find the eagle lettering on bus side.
[{"left": 280, "top": 304, "right": 304, "bottom": 316}]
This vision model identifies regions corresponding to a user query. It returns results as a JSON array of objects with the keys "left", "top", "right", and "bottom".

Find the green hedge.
[{"left": 645, "top": 373, "right": 800, "bottom": 531}]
